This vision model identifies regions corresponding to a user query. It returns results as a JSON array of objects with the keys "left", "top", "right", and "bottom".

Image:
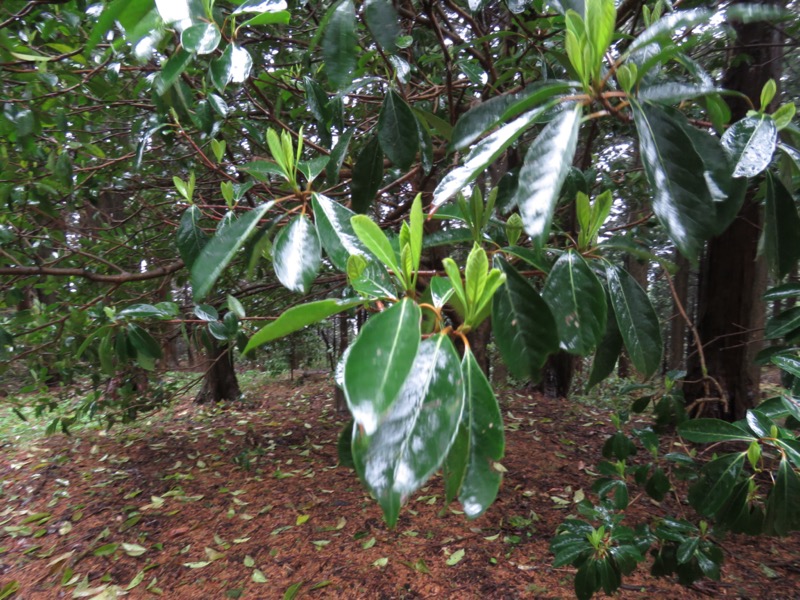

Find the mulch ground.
[{"left": 2, "top": 374, "right": 799, "bottom": 599}]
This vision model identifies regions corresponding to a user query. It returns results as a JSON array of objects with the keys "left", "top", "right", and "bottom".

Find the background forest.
[{"left": 1, "top": 0, "right": 800, "bottom": 597}]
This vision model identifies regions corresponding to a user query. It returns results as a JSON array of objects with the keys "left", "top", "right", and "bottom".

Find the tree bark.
[
  {"left": 194, "top": 341, "right": 241, "bottom": 403},
  {"left": 684, "top": 0, "right": 782, "bottom": 420}
]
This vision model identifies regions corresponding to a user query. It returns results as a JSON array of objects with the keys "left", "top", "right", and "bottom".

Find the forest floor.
[{"left": 2, "top": 373, "right": 800, "bottom": 600}]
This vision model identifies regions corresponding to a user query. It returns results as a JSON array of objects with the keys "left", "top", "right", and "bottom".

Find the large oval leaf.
[
  {"left": 631, "top": 100, "right": 717, "bottom": 259},
  {"left": 364, "top": 0, "right": 399, "bottom": 53},
  {"left": 491, "top": 258, "right": 559, "bottom": 380},
  {"left": 322, "top": 0, "right": 357, "bottom": 90},
  {"left": 191, "top": 203, "right": 272, "bottom": 301},
  {"left": 721, "top": 114, "right": 777, "bottom": 179},
  {"left": 688, "top": 452, "right": 747, "bottom": 517},
  {"left": 605, "top": 265, "right": 662, "bottom": 377},
  {"left": 181, "top": 22, "right": 221, "bottom": 54},
  {"left": 245, "top": 298, "right": 362, "bottom": 354},
  {"left": 444, "top": 348, "right": 504, "bottom": 519},
  {"left": 764, "top": 458, "right": 800, "bottom": 536},
  {"left": 351, "top": 333, "right": 464, "bottom": 527},
  {"left": 127, "top": 323, "right": 161, "bottom": 360},
  {"left": 542, "top": 251, "right": 606, "bottom": 356},
  {"left": 377, "top": 91, "right": 418, "bottom": 171},
  {"left": 344, "top": 299, "right": 421, "bottom": 434},
  {"left": 513, "top": 103, "right": 582, "bottom": 246},
  {"left": 586, "top": 297, "right": 623, "bottom": 389},
  {"left": 272, "top": 215, "right": 322, "bottom": 294}
]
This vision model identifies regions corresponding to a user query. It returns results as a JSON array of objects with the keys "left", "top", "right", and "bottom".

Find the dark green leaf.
[
  {"left": 605, "top": 265, "right": 662, "bottom": 377},
  {"left": 322, "top": 0, "right": 357, "bottom": 90},
  {"left": 326, "top": 128, "right": 354, "bottom": 185},
  {"left": 351, "top": 334, "right": 464, "bottom": 527},
  {"left": 86, "top": 0, "right": 137, "bottom": 53},
  {"left": 176, "top": 205, "right": 208, "bottom": 269},
  {"left": 451, "top": 349, "right": 504, "bottom": 518},
  {"left": 764, "top": 282, "right": 800, "bottom": 301},
  {"left": 721, "top": 114, "right": 778, "bottom": 179},
  {"left": 492, "top": 258, "right": 559, "bottom": 381},
  {"left": 337, "top": 419, "right": 355, "bottom": 468},
  {"left": 434, "top": 107, "right": 547, "bottom": 207},
  {"left": 745, "top": 409, "right": 773, "bottom": 438},
  {"left": 513, "top": 103, "right": 582, "bottom": 246},
  {"left": 194, "top": 304, "right": 219, "bottom": 321},
  {"left": 632, "top": 100, "right": 718, "bottom": 259},
  {"left": 245, "top": 298, "right": 361, "bottom": 353},
  {"left": 678, "top": 419, "right": 757, "bottom": 443},
  {"left": 764, "top": 459, "right": 800, "bottom": 535},
  {"left": 157, "top": 48, "right": 193, "bottom": 95},
  {"left": 765, "top": 307, "right": 800, "bottom": 339},
  {"left": 542, "top": 251, "right": 606, "bottom": 356},
  {"left": 587, "top": 296, "right": 623, "bottom": 389},
  {"left": 377, "top": 91, "right": 418, "bottom": 171},
  {"left": 688, "top": 452, "right": 747, "bottom": 517},
  {"left": 273, "top": 215, "right": 322, "bottom": 294},
  {"left": 191, "top": 204, "right": 272, "bottom": 301},
  {"left": 351, "top": 136, "right": 384, "bottom": 213},
  {"left": 344, "top": 299, "right": 421, "bottom": 433},
  {"left": 364, "top": 0, "right": 399, "bottom": 53},
  {"left": 127, "top": 324, "right": 161, "bottom": 360},
  {"left": 763, "top": 172, "right": 800, "bottom": 279},
  {"left": 240, "top": 10, "right": 290, "bottom": 27}
]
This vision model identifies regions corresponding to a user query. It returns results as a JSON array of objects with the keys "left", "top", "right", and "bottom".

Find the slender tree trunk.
[
  {"left": 684, "top": 0, "right": 782, "bottom": 420},
  {"left": 194, "top": 341, "right": 240, "bottom": 403},
  {"left": 668, "top": 251, "right": 690, "bottom": 372}
]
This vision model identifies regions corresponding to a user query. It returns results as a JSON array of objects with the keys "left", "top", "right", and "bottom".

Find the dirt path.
[{"left": 2, "top": 375, "right": 799, "bottom": 599}]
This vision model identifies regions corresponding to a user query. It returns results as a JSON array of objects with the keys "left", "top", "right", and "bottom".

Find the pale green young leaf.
[
  {"left": 464, "top": 243, "right": 488, "bottom": 310},
  {"left": 442, "top": 257, "right": 467, "bottom": 317},
  {"left": 585, "top": 0, "right": 616, "bottom": 79},
  {"left": 409, "top": 193, "right": 423, "bottom": 274},
  {"left": 351, "top": 215, "right": 402, "bottom": 279}
]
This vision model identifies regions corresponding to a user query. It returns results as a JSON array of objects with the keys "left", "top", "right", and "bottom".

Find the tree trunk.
[
  {"left": 684, "top": 0, "right": 782, "bottom": 420},
  {"left": 194, "top": 341, "right": 241, "bottom": 403},
  {"left": 668, "top": 251, "right": 690, "bottom": 372}
]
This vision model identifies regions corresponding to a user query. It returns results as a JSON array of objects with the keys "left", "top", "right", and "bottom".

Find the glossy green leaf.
[
  {"left": 351, "top": 215, "right": 401, "bottom": 276},
  {"left": 448, "top": 349, "right": 504, "bottom": 518},
  {"left": 351, "top": 136, "right": 384, "bottom": 213},
  {"left": 351, "top": 334, "right": 464, "bottom": 527},
  {"left": 763, "top": 172, "right": 800, "bottom": 279},
  {"left": 157, "top": 48, "right": 193, "bottom": 94},
  {"left": 326, "top": 128, "right": 354, "bottom": 185},
  {"left": 764, "top": 458, "right": 800, "bottom": 535},
  {"left": 364, "top": 0, "right": 399, "bottom": 53},
  {"left": 542, "top": 251, "right": 606, "bottom": 356},
  {"left": 605, "top": 265, "right": 662, "bottom": 377},
  {"left": 689, "top": 452, "right": 747, "bottom": 517},
  {"left": 627, "top": 8, "right": 709, "bottom": 54},
  {"left": 241, "top": 10, "right": 291, "bottom": 27},
  {"left": 191, "top": 203, "right": 272, "bottom": 300},
  {"left": 409, "top": 194, "right": 423, "bottom": 274},
  {"left": 344, "top": 299, "right": 421, "bottom": 434},
  {"left": 87, "top": 0, "right": 138, "bottom": 52},
  {"left": 117, "top": 304, "right": 172, "bottom": 319},
  {"left": 721, "top": 114, "right": 777, "bottom": 178},
  {"left": 312, "top": 193, "right": 366, "bottom": 270},
  {"left": 176, "top": 205, "right": 208, "bottom": 269},
  {"left": 377, "top": 91, "right": 418, "bottom": 171},
  {"left": 232, "top": 0, "right": 288, "bottom": 14},
  {"left": 209, "top": 43, "right": 252, "bottom": 92},
  {"left": 127, "top": 324, "right": 161, "bottom": 360},
  {"left": 181, "top": 23, "right": 221, "bottom": 54},
  {"left": 513, "top": 104, "right": 582, "bottom": 246},
  {"left": 631, "top": 100, "right": 717, "bottom": 259},
  {"left": 434, "top": 107, "right": 547, "bottom": 207},
  {"left": 765, "top": 306, "right": 800, "bottom": 339},
  {"left": 322, "top": 0, "right": 357, "bottom": 90},
  {"left": 245, "top": 298, "right": 361, "bottom": 354},
  {"left": 587, "top": 296, "right": 623, "bottom": 389},
  {"left": 273, "top": 215, "right": 322, "bottom": 294},
  {"left": 492, "top": 258, "right": 559, "bottom": 380},
  {"left": 678, "top": 419, "right": 757, "bottom": 443}
]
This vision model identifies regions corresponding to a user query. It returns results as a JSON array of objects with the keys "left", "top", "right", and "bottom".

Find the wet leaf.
[
  {"left": 351, "top": 334, "right": 465, "bottom": 527},
  {"left": 272, "top": 215, "right": 321, "bottom": 294},
  {"left": 722, "top": 114, "right": 777, "bottom": 178},
  {"left": 378, "top": 91, "right": 418, "bottom": 171},
  {"left": 322, "top": 0, "right": 357, "bottom": 90},
  {"left": 514, "top": 104, "right": 582, "bottom": 246}
]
